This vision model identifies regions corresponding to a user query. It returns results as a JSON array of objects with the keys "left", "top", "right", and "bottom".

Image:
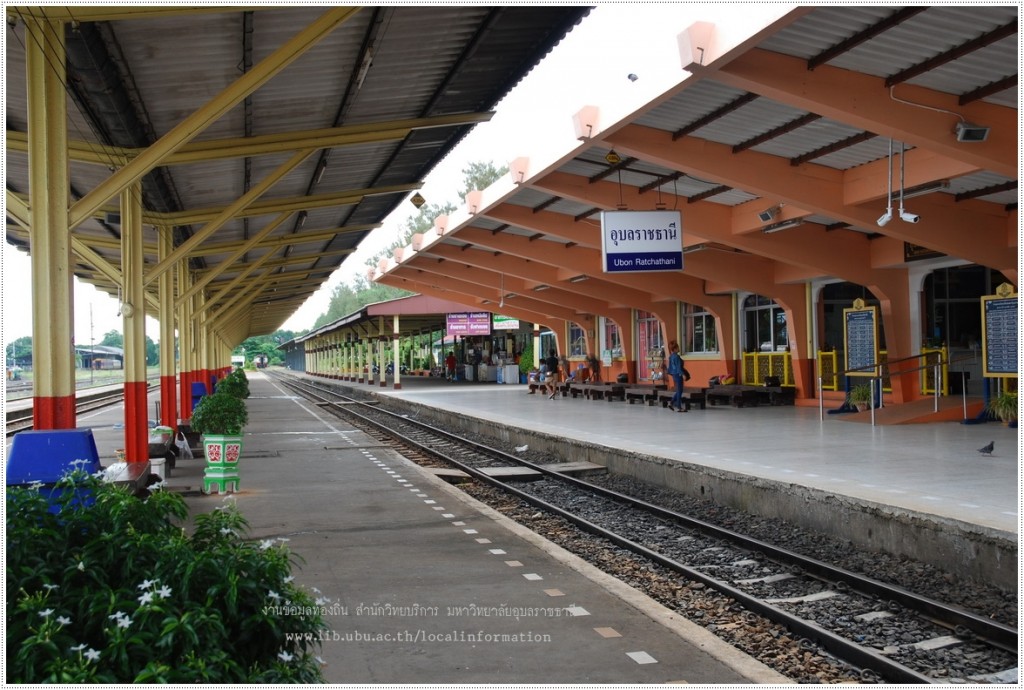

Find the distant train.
[
  {"left": 253, "top": 354, "right": 269, "bottom": 369},
  {"left": 92, "top": 358, "right": 123, "bottom": 370}
]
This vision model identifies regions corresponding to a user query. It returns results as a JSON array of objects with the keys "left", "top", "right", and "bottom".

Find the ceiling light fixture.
[
  {"left": 761, "top": 219, "right": 803, "bottom": 234},
  {"left": 901, "top": 180, "right": 950, "bottom": 199},
  {"left": 568, "top": 275, "right": 589, "bottom": 283},
  {"left": 532, "top": 284, "right": 550, "bottom": 291}
]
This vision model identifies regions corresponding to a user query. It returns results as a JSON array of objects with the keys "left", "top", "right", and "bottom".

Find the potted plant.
[
  {"left": 189, "top": 391, "right": 249, "bottom": 493},
  {"left": 848, "top": 383, "right": 873, "bottom": 412},
  {"left": 986, "top": 390, "right": 1018, "bottom": 425}
]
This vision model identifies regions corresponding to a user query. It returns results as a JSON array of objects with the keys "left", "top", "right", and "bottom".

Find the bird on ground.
[{"left": 977, "top": 441, "right": 994, "bottom": 456}]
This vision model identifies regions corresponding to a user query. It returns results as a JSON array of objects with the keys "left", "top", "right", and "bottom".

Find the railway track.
[
  {"left": 269, "top": 371, "right": 1017, "bottom": 684},
  {"left": 5, "top": 381, "right": 160, "bottom": 437}
]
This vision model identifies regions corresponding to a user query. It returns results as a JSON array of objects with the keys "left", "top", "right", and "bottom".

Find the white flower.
[
  {"left": 83, "top": 648, "right": 101, "bottom": 662},
  {"left": 138, "top": 591, "right": 154, "bottom": 606},
  {"left": 70, "top": 643, "right": 87, "bottom": 652},
  {"left": 315, "top": 655, "right": 325, "bottom": 666},
  {"left": 259, "top": 539, "right": 275, "bottom": 550},
  {"left": 277, "top": 650, "right": 294, "bottom": 662},
  {"left": 116, "top": 615, "right": 132, "bottom": 629},
  {"left": 42, "top": 583, "right": 59, "bottom": 591},
  {"left": 277, "top": 537, "right": 291, "bottom": 543},
  {"left": 56, "top": 616, "right": 72, "bottom": 626},
  {"left": 315, "top": 597, "right": 327, "bottom": 606},
  {"left": 38, "top": 608, "right": 54, "bottom": 618},
  {"left": 137, "top": 579, "right": 156, "bottom": 590},
  {"left": 77, "top": 561, "right": 85, "bottom": 572},
  {"left": 156, "top": 585, "right": 172, "bottom": 599},
  {"left": 92, "top": 471, "right": 106, "bottom": 480},
  {"left": 219, "top": 527, "right": 234, "bottom": 535},
  {"left": 267, "top": 589, "right": 281, "bottom": 601},
  {"left": 70, "top": 459, "right": 90, "bottom": 468},
  {"left": 283, "top": 575, "right": 294, "bottom": 583},
  {"left": 109, "top": 611, "right": 127, "bottom": 622}
]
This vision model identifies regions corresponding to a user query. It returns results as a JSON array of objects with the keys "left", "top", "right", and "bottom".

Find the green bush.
[
  {"left": 189, "top": 392, "right": 248, "bottom": 436},
  {"left": 6, "top": 470, "right": 326, "bottom": 683},
  {"left": 216, "top": 369, "right": 250, "bottom": 399},
  {"left": 518, "top": 341, "right": 535, "bottom": 376}
]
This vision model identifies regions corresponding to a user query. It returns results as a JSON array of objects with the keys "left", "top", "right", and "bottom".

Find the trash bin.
[
  {"left": 617, "top": 373, "right": 629, "bottom": 384},
  {"left": 6, "top": 429, "right": 102, "bottom": 512},
  {"left": 191, "top": 382, "right": 208, "bottom": 413}
]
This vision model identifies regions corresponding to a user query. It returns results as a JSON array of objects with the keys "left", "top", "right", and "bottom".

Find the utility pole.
[{"left": 90, "top": 304, "right": 94, "bottom": 384}]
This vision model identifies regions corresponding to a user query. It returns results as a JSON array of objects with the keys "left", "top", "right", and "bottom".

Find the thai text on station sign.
[
  {"left": 600, "top": 210, "right": 683, "bottom": 273},
  {"left": 446, "top": 312, "right": 491, "bottom": 336}
]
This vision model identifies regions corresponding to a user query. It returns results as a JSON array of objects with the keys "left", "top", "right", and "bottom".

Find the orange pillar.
[{"left": 26, "top": 17, "right": 76, "bottom": 429}]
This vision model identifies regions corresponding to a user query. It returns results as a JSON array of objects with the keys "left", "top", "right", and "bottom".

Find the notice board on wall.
[
  {"left": 843, "top": 300, "right": 878, "bottom": 376},
  {"left": 981, "top": 284, "right": 1018, "bottom": 378}
]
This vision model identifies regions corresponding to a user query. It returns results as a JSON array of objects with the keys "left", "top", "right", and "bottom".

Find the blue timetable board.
[
  {"left": 981, "top": 295, "right": 1017, "bottom": 377},
  {"left": 843, "top": 306, "right": 878, "bottom": 376}
]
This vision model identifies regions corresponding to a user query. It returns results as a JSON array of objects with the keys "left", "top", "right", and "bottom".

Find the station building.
[{"left": 366, "top": 7, "right": 1018, "bottom": 414}]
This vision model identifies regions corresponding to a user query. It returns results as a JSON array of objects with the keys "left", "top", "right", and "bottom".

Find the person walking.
[
  {"left": 666, "top": 342, "right": 688, "bottom": 412},
  {"left": 445, "top": 351, "right": 457, "bottom": 381},
  {"left": 544, "top": 349, "right": 560, "bottom": 399}
]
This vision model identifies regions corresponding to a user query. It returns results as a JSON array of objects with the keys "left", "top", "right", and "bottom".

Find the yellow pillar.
[
  {"left": 26, "top": 17, "right": 75, "bottom": 429},
  {"left": 121, "top": 183, "right": 149, "bottom": 462},
  {"left": 158, "top": 226, "right": 177, "bottom": 429}
]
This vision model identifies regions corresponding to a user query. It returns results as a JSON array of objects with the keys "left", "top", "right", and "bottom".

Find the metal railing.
[{"left": 819, "top": 352, "right": 978, "bottom": 426}]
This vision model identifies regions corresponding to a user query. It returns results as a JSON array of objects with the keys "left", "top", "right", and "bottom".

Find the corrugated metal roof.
[
  {"left": 399, "top": 4, "right": 1015, "bottom": 309},
  {"left": 4, "top": 5, "right": 591, "bottom": 341}
]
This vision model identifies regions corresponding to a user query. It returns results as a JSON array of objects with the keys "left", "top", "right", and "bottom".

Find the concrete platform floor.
[{"left": 16, "top": 373, "right": 787, "bottom": 684}]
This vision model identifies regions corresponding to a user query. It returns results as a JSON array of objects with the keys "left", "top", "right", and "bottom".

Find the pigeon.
[
  {"left": 514, "top": 444, "right": 529, "bottom": 453},
  {"left": 977, "top": 441, "right": 994, "bottom": 456}
]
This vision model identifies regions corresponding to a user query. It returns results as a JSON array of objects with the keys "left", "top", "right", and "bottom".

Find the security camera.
[
  {"left": 627, "top": 73, "right": 638, "bottom": 82},
  {"left": 876, "top": 210, "right": 892, "bottom": 227},
  {"left": 899, "top": 211, "right": 920, "bottom": 223}
]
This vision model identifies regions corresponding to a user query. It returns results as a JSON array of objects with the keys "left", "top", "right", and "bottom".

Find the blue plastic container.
[
  {"left": 191, "top": 381, "right": 208, "bottom": 413},
  {"left": 6, "top": 429, "right": 102, "bottom": 511}
]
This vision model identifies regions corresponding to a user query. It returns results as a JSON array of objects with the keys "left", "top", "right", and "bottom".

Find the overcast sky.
[{"left": 2, "top": 3, "right": 766, "bottom": 347}]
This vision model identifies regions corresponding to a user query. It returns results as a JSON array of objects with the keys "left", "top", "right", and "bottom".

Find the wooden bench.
[
  {"left": 706, "top": 385, "right": 761, "bottom": 407},
  {"left": 656, "top": 387, "right": 707, "bottom": 410},
  {"left": 529, "top": 380, "right": 571, "bottom": 397},
  {"left": 624, "top": 385, "right": 666, "bottom": 405},
  {"left": 573, "top": 383, "right": 625, "bottom": 402},
  {"left": 705, "top": 384, "right": 794, "bottom": 407}
]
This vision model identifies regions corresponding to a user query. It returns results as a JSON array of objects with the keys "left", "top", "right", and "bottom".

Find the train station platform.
[
  {"left": 333, "top": 371, "right": 1019, "bottom": 591},
  {"left": 26, "top": 371, "right": 786, "bottom": 684}
]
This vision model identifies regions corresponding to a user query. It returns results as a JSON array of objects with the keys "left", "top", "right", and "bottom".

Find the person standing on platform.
[
  {"left": 666, "top": 341, "right": 688, "bottom": 412},
  {"left": 544, "top": 349, "right": 560, "bottom": 400},
  {"left": 445, "top": 351, "right": 457, "bottom": 381}
]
